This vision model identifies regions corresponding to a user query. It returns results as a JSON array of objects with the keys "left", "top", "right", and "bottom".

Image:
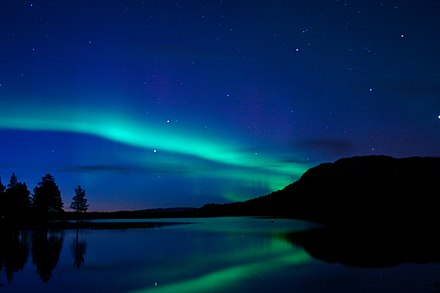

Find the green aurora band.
[{"left": 0, "top": 104, "right": 308, "bottom": 197}]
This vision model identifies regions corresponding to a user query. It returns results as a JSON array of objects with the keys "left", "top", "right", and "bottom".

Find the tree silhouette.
[
  {"left": 3, "top": 173, "right": 31, "bottom": 219},
  {"left": 0, "top": 177, "right": 5, "bottom": 218},
  {"left": 7, "top": 173, "right": 18, "bottom": 189},
  {"left": 0, "top": 177, "right": 6, "bottom": 193},
  {"left": 32, "top": 174, "right": 64, "bottom": 219},
  {"left": 70, "top": 185, "right": 88, "bottom": 214}
]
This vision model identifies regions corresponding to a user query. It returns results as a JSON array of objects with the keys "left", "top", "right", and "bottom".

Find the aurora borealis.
[{"left": 0, "top": 1, "right": 439, "bottom": 211}]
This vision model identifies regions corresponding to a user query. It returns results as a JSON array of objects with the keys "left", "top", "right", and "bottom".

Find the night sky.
[{"left": 0, "top": 1, "right": 439, "bottom": 211}]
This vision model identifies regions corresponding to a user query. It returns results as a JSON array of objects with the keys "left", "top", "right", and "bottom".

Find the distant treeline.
[{"left": 0, "top": 172, "right": 88, "bottom": 223}]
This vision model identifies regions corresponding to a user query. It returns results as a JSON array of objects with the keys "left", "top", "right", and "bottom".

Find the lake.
[{"left": 1, "top": 217, "right": 439, "bottom": 292}]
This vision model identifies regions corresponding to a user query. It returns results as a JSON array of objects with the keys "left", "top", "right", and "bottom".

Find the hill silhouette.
[{"left": 200, "top": 155, "right": 440, "bottom": 224}]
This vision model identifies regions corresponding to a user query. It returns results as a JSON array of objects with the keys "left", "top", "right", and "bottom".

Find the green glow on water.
[
  {"left": 130, "top": 250, "right": 310, "bottom": 293},
  {"left": 126, "top": 219, "right": 312, "bottom": 293}
]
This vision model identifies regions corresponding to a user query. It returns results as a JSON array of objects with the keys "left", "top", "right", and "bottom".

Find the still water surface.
[{"left": 1, "top": 217, "right": 439, "bottom": 292}]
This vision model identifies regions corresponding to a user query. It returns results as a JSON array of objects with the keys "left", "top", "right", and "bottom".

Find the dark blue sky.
[{"left": 0, "top": 0, "right": 439, "bottom": 211}]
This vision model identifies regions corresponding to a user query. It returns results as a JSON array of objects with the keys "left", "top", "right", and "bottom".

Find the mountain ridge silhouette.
[{"left": 200, "top": 155, "right": 440, "bottom": 224}]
